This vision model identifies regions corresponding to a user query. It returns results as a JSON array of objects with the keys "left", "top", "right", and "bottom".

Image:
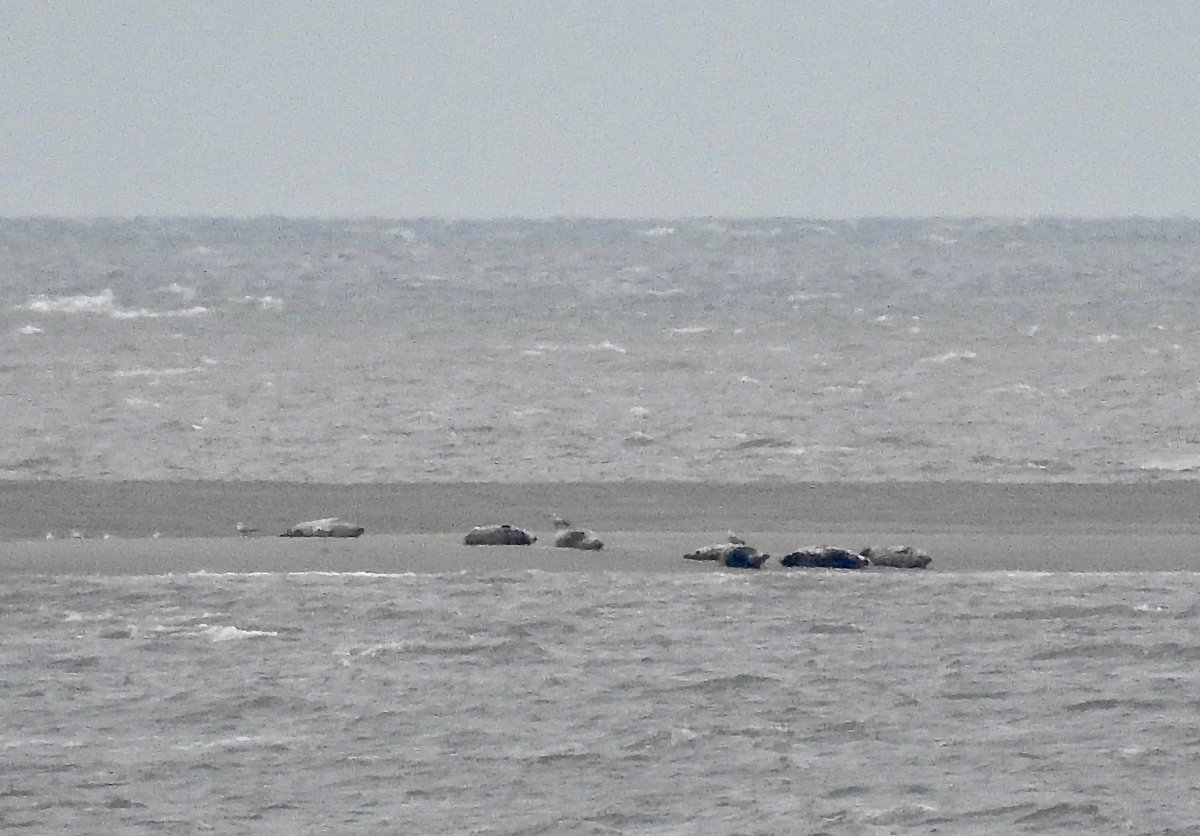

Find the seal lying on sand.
[
  {"left": 860, "top": 545, "right": 933, "bottom": 569},
  {"left": 280, "top": 517, "right": 365, "bottom": 538},
  {"left": 463, "top": 524, "right": 537, "bottom": 546},
  {"left": 552, "top": 518, "right": 604, "bottom": 550},
  {"left": 683, "top": 542, "right": 769, "bottom": 569},
  {"left": 780, "top": 547, "right": 869, "bottom": 569}
]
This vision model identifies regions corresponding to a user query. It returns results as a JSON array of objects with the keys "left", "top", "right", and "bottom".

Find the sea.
[
  {"left": 3, "top": 216, "right": 1200, "bottom": 484},
  {"left": 4, "top": 217, "right": 1200, "bottom": 834}
]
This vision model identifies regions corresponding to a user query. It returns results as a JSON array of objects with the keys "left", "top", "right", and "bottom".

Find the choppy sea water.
[
  {"left": 4, "top": 568, "right": 1200, "bottom": 834},
  {"left": 4, "top": 216, "right": 1200, "bottom": 483}
]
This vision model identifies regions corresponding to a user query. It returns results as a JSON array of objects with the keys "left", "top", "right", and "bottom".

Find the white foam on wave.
[
  {"left": 15, "top": 324, "right": 42, "bottom": 335},
  {"left": 111, "top": 305, "right": 208, "bottom": 320},
  {"left": 589, "top": 340, "right": 627, "bottom": 353},
  {"left": 635, "top": 226, "right": 676, "bottom": 237},
  {"left": 920, "top": 350, "right": 977, "bottom": 364},
  {"left": 670, "top": 326, "right": 710, "bottom": 335},
  {"left": 113, "top": 367, "right": 206, "bottom": 379},
  {"left": 164, "top": 282, "right": 197, "bottom": 302},
  {"left": 18, "top": 288, "right": 208, "bottom": 319},
  {"left": 1138, "top": 453, "right": 1200, "bottom": 473},
  {"left": 238, "top": 295, "right": 284, "bottom": 311},
  {"left": 21, "top": 288, "right": 116, "bottom": 313},
  {"left": 197, "top": 624, "right": 278, "bottom": 642}
]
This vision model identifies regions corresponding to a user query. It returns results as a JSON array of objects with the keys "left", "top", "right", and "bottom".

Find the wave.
[
  {"left": 17, "top": 288, "right": 208, "bottom": 319},
  {"left": 1138, "top": 452, "right": 1200, "bottom": 473},
  {"left": 112, "top": 367, "right": 206, "bottom": 379},
  {"left": 919, "top": 350, "right": 977, "bottom": 364}
]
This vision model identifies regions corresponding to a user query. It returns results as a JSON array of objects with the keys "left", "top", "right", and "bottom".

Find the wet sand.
[{"left": 1, "top": 480, "right": 1198, "bottom": 574}]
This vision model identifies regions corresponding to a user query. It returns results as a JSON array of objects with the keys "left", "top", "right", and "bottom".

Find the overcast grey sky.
[{"left": 3, "top": 2, "right": 1198, "bottom": 218}]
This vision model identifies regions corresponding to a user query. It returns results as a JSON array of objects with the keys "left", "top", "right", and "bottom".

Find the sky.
[{"left": 3, "top": 2, "right": 1198, "bottom": 218}]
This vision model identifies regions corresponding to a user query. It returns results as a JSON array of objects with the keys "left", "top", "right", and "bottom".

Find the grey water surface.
[
  {"left": 3, "top": 568, "right": 1199, "bottom": 834},
  {"left": 4, "top": 216, "right": 1200, "bottom": 483}
]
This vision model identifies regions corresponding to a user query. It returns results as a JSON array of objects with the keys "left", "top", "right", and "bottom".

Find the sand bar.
[{"left": 1, "top": 480, "right": 1198, "bottom": 574}]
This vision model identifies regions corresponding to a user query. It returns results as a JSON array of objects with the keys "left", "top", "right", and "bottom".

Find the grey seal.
[
  {"left": 683, "top": 542, "right": 769, "bottom": 569},
  {"left": 280, "top": 517, "right": 364, "bottom": 538},
  {"left": 779, "top": 547, "right": 869, "bottom": 569},
  {"left": 463, "top": 524, "right": 537, "bottom": 546},
  {"left": 552, "top": 517, "right": 604, "bottom": 550},
  {"left": 859, "top": 545, "right": 932, "bottom": 568}
]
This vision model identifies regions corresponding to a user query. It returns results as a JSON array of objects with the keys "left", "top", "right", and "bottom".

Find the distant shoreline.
[{"left": 2, "top": 480, "right": 1198, "bottom": 574}]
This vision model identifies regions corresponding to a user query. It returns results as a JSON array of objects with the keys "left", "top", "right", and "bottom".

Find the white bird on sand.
[
  {"left": 71, "top": 529, "right": 84, "bottom": 542},
  {"left": 236, "top": 522, "right": 258, "bottom": 537}
]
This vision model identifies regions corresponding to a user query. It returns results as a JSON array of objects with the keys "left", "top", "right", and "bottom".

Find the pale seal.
[
  {"left": 280, "top": 517, "right": 364, "bottom": 538},
  {"left": 859, "top": 545, "right": 932, "bottom": 569}
]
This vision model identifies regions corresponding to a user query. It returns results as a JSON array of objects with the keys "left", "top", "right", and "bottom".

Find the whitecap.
[
  {"left": 1138, "top": 453, "right": 1200, "bottom": 473},
  {"left": 15, "top": 324, "right": 42, "bottom": 335},
  {"left": 670, "top": 326, "right": 710, "bottom": 335},
  {"left": 110, "top": 305, "right": 208, "bottom": 320},
  {"left": 112, "top": 367, "right": 205, "bottom": 379},
  {"left": 164, "top": 283, "right": 197, "bottom": 302},
  {"left": 635, "top": 226, "right": 676, "bottom": 237},
  {"left": 17, "top": 288, "right": 207, "bottom": 319},
  {"left": 589, "top": 340, "right": 627, "bottom": 353},
  {"left": 20, "top": 288, "right": 116, "bottom": 314},
  {"left": 920, "top": 350, "right": 977, "bottom": 364},
  {"left": 197, "top": 624, "right": 278, "bottom": 642},
  {"left": 239, "top": 295, "right": 284, "bottom": 311}
]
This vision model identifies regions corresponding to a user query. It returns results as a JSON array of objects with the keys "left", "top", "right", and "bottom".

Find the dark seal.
[
  {"left": 463, "top": 524, "right": 537, "bottom": 546},
  {"left": 684, "top": 543, "right": 769, "bottom": 569},
  {"left": 780, "top": 547, "right": 869, "bottom": 570}
]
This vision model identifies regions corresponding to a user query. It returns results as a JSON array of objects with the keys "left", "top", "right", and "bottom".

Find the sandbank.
[{"left": 1, "top": 481, "right": 1197, "bottom": 575}]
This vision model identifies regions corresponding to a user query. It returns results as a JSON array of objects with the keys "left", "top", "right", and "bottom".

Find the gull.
[
  {"left": 71, "top": 529, "right": 84, "bottom": 542},
  {"left": 236, "top": 522, "right": 258, "bottom": 537},
  {"left": 726, "top": 530, "right": 746, "bottom": 545}
]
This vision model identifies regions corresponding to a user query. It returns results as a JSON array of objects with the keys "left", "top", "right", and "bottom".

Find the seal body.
[
  {"left": 780, "top": 547, "right": 868, "bottom": 569},
  {"left": 280, "top": 517, "right": 364, "bottom": 538},
  {"left": 860, "top": 545, "right": 932, "bottom": 569},
  {"left": 684, "top": 543, "right": 769, "bottom": 568},
  {"left": 463, "top": 524, "right": 537, "bottom": 546},
  {"left": 554, "top": 528, "right": 604, "bottom": 550}
]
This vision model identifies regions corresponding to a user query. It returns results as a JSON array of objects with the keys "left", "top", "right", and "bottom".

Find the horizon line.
[{"left": 2, "top": 213, "right": 1199, "bottom": 223}]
